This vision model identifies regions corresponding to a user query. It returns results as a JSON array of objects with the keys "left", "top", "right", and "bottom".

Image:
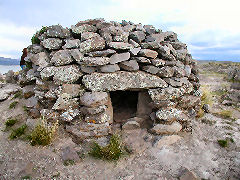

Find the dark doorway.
[{"left": 110, "top": 91, "right": 138, "bottom": 124}]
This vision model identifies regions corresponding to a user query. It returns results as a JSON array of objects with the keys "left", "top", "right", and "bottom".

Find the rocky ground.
[{"left": 0, "top": 62, "right": 240, "bottom": 180}]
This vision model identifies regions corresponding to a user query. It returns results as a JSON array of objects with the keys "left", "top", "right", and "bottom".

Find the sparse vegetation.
[
  {"left": 217, "top": 139, "right": 228, "bottom": 148},
  {"left": 9, "top": 101, "right": 18, "bottom": 109},
  {"left": 9, "top": 124, "right": 27, "bottom": 139},
  {"left": 5, "top": 118, "right": 18, "bottom": 128},
  {"left": 21, "top": 175, "right": 31, "bottom": 180},
  {"left": 23, "top": 105, "right": 29, "bottom": 113},
  {"left": 63, "top": 160, "right": 75, "bottom": 166},
  {"left": 31, "top": 26, "right": 48, "bottom": 44},
  {"left": 197, "top": 86, "right": 213, "bottom": 118},
  {"left": 89, "top": 134, "right": 125, "bottom": 161},
  {"left": 12, "top": 91, "right": 23, "bottom": 99},
  {"left": 29, "top": 118, "right": 58, "bottom": 146},
  {"left": 217, "top": 110, "right": 233, "bottom": 119}
]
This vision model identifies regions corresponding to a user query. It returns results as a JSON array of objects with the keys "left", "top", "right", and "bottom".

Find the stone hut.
[{"left": 20, "top": 18, "right": 201, "bottom": 141}]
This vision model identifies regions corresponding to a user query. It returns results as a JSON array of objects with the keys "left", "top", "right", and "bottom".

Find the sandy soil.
[{"left": 0, "top": 69, "right": 240, "bottom": 180}]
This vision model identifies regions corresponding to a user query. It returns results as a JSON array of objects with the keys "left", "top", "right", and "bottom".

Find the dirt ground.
[{"left": 0, "top": 64, "right": 240, "bottom": 180}]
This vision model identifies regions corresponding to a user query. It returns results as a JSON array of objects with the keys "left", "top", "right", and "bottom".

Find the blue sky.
[{"left": 0, "top": 0, "right": 240, "bottom": 62}]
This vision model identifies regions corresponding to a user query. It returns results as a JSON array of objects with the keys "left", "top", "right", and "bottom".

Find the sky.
[{"left": 0, "top": 0, "right": 240, "bottom": 62}]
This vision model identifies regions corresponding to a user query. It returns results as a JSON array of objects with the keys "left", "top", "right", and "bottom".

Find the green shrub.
[
  {"left": 5, "top": 118, "right": 18, "bottom": 127},
  {"left": 9, "top": 101, "right": 18, "bottom": 109},
  {"left": 89, "top": 135, "right": 124, "bottom": 161},
  {"left": 9, "top": 124, "right": 27, "bottom": 139},
  {"left": 217, "top": 139, "right": 228, "bottom": 148},
  {"left": 25, "top": 61, "right": 33, "bottom": 69},
  {"left": 29, "top": 119, "right": 58, "bottom": 146},
  {"left": 31, "top": 26, "right": 48, "bottom": 44},
  {"left": 12, "top": 91, "right": 23, "bottom": 99}
]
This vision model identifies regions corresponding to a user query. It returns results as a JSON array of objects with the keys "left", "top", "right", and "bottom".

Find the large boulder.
[{"left": 82, "top": 71, "right": 168, "bottom": 91}]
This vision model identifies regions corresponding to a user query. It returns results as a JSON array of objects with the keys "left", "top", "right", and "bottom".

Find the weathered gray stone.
[
  {"left": 129, "top": 47, "right": 141, "bottom": 56},
  {"left": 46, "top": 25, "right": 71, "bottom": 38},
  {"left": 170, "top": 42, "right": 187, "bottom": 50},
  {"left": 81, "top": 32, "right": 100, "bottom": 41},
  {"left": 80, "top": 92, "right": 109, "bottom": 107},
  {"left": 129, "top": 31, "right": 146, "bottom": 43},
  {"left": 122, "top": 120, "right": 140, "bottom": 130},
  {"left": 60, "top": 108, "right": 80, "bottom": 122},
  {"left": 80, "top": 105, "right": 107, "bottom": 115},
  {"left": 109, "top": 52, "right": 130, "bottom": 64},
  {"left": 51, "top": 50, "right": 73, "bottom": 66},
  {"left": 76, "top": 18, "right": 105, "bottom": 26},
  {"left": 162, "top": 31, "right": 178, "bottom": 42},
  {"left": 151, "top": 121, "right": 182, "bottom": 134},
  {"left": 108, "top": 42, "right": 133, "bottom": 50},
  {"left": 0, "top": 84, "right": 21, "bottom": 101},
  {"left": 113, "top": 32, "right": 129, "bottom": 42},
  {"left": 122, "top": 25, "right": 135, "bottom": 32},
  {"left": 71, "top": 24, "right": 97, "bottom": 34},
  {"left": 87, "top": 49, "right": 116, "bottom": 57},
  {"left": 142, "top": 65, "right": 159, "bottom": 74},
  {"left": 69, "top": 49, "right": 84, "bottom": 64},
  {"left": 179, "top": 169, "right": 199, "bottom": 180},
  {"left": 158, "top": 66, "right": 175, "bottom": 77},
  {"left": 119, "top": 60, "right": 139, "bottom": 71},
  {"left": 131, "top": 57, "right": 151, "bottom": 64},
  {"left": 81, "top": 57, "right": 110, "bottom": 66},
  {"left": 82, "top": 71, "right": 168, "bottom": 91},
  {"left": 146, "top": 33, "right": 164, "bottom": 42},
  {"left": 85, "top": 112, "right": 111, "bottom": 124},
  {"left": 164, "top": 78, "right": 183, "bottom": 87},
  {"left": 80, "top": 65, "right": 96, "bottom": 74},
  {"left": 129, "top": 39, "right": 140, "bottom": 48},
  {"left": 151, "top": 59, "right": 165, "bottom": 66},
  {"left": 173, "top": 66, "right": 186, "bottom": 77},
  {"left": 63, "top": 39, "right": 81, "bottom": 49},
  {"left": 178, "top": 95, "right": 201, "bottom": 109},
  {"left": 100, "top": 64, "right": 120, "bottom": 73},
  {"left": 61, "top": 146, "right": 80, "bottom": 162},
  {"left": 143, "top": 25, "right": 157, "bottom": 35},
  {"left": 27, "top": 44, "right": 44, "bottom": 54},
  {"left": 140, "top": 42, "right": 161, "bottom": 49},
  {"left": 184, "top": 65, "right": 191, "bottom": 77},
  {"left": 41, "top": 38, "right": 62, "bottom": 50},
  {"left": 22, "top": 85, "right": 35, "bottom": 99},
  {"left": 40, "top": 65, "right": 82, "bottom": 84},
  {"left": 52, "top": 94, "right": 79, "bottom": 110},
  {"left": 138, "top": 49, "right": 158, "bottom": 59},
  {"left": 154, "top": 135, "right": 181, "bottom": 148},
  {"left": 79, "top": 36, "right": 105, "bottom": 53},
  {"left": 25, "top": 96, "right": 38, "bottom": 108},
  {"left": 53, "top": 65, "right": 82, "bottom": 84},
  {"left": 29, "top": 52, "right": 50, "bottom": 70},
  {"left": 156, "top": 108, "right": 183, "bottom": 122},
  {"left": 61, "top": 84, "right": 85, "bottom": 98}
]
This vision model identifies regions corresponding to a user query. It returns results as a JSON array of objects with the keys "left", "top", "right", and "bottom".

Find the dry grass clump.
[
  {"left": 9, "top": 101, "right": 18, "bottom": 109},
  {"left": 217, "top": 110, "right": 233, "bottom": 119},
  {"left": 197, "top": 86, "right": 213, "bottom": 118},
  {"left": 9, "top": 124, "right": 27, "bottom": 139},
  {"left": 29, "top": 118, "right": 58, "bottom": 146}
]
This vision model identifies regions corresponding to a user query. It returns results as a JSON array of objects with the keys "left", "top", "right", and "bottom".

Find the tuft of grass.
[
  {"left": 89, "top": 135, "right": 124, "bottom": 161},
  {"left": 23, "top": 106, "right": 29, "bottom": 113},
  {"left": 63, "top": 160, "right": 75, "bottom": 166},
  {"left": 217, "top": 110, "right": 233, "bottom": 119},
  {"left": 197, "top": 86, "right": 213, "bottom": 118},
  {"left": 21, "top": 175, "right": 31, "bottom": 180},
  {"left": 5, "top": 118, "right": 18, "bottom": 128},
  {"left": 9, "top": 124, "right": 27, "bottom": 139},
  {"left": 217, "top": 139, "right": 228, "bottom": 148},
  {"left": 211, "top": 89, "right": 227, "bottom": 97},
  {"left": 9, "top": 101, "right": 18, "bottom": 109},
  {"left": 12, "top": 91, "right": 23, "bottom": 99},
  {"left": 29, "top": 118, "right": 58, "bottom": 146}
]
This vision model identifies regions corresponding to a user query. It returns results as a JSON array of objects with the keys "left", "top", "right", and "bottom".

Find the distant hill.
[{"left": 0, "top": 57, "right": 20, "bottom": 65}]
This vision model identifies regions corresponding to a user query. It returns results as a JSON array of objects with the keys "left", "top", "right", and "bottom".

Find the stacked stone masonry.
[{"left": 20, "top": 18, "right": 201, "bottom": 140}]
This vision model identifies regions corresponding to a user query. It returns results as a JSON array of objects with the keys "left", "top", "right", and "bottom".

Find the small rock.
[
  {"left": 80, "top": 65, "right": 96, "bottom": 74},
  {"left": 156, "top": 108, "right": 183, "bottom": 122},
  {"left": 79, "top": 36, "right": 105, "bottom": 53},
  {"left": 129, "top": 47, "right": 141, "bottom": 56},
  {"left": 108, "top": 42, "right": 133, "bottom": 50},
  {"left": 41, "top": 38, "right": 62, "bottom": 50},
  {"left": 100, "top": 64, "right": 120, "bottom": 73},
  {"left": 46, "top": 25, "right": 71, "bottom": 38},
  {"left": 154, "top": 135, "right": 181, "bottom": 148},
  {"left": 29, "top": 109, "right": 41, "bottom": 119},
  {"left": 82, "top": 57, "right": 110, "bottom": 66},
  {"left": 81, "top": 32, "right": 100, "bottom": 41},
  {"left": 71, "top": 24, "right": 97, "bottom": 34},
  {"left": 142, "top": 65, "right": 159, "bottom": 74},
  {"left": 80, "top": 105, "right": 107, "bottom": 115},
  {"left": 151, "top": 59, "right": 165, "bottom": 66},
  {"left": 129, "top": 39, "right": 140, "bottom": 48},
  {"left": 51, "top": 50, "right": 73, "bottom": 66},
  {"left": 109, "top": 52, "right": 130, "bottom": 64},
  {"left": 129, "top": 31, "right": 146, "bottom": 43},
  {"left": 138, "top": 49, "right": 158, "bottom": 59},
  {"left": 80, "top": 92, "right": 109, "bottom": 107},
  {"left": 202, "top": 104, "right": 210, "bottom": 113},
  {"left": 61, "top": 84, "right": 85, "bottom": 98},
  {"left": 122, "top": 120, "right": 140, "bottom": 130},
  {"left": 132, "top": 57, "right": 151, "bottom": 64},
  {"left": 119, "top": 60, "right": 139, "bottom": 71},
  {"left": 69, "top": 49, "right": 84, "bottom": 64},
  {"left": 87, "top": 49, "right": 116, "bottom": 57},
  {"left": 25, "top": 96, "right": 38, "bottom": 108},
  {"left": 63, "top": 39, "right": 81, "bottom": 49},
  {"left": 179, "top": 168, "right": 199, "bottom": 180},
  {"left": 151, "top": 121, "right": 182, "bottom": 134},
  {"left": 61, "top": 146, "right": 80, "bottom": 162},
  {"left": 157, "top": 66, "right": 175, "bottom": 77}
]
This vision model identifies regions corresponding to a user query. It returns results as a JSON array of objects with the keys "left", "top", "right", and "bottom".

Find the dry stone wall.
[{"left": 20, "top": 18, "right": 201, "bottom": 140}]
